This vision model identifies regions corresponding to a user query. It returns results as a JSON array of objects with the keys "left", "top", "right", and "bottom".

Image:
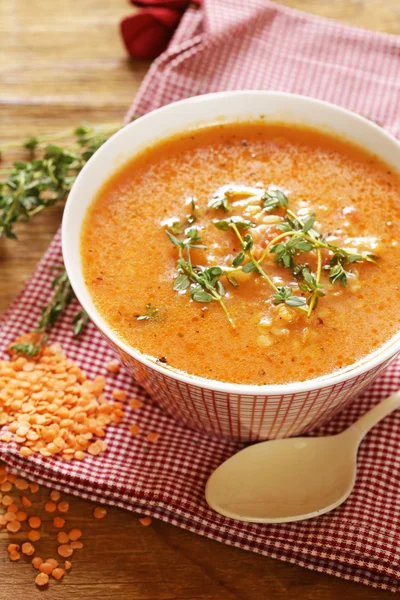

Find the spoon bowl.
[{"left": 206, "top": 391, "right": 400, "bottom": 523}]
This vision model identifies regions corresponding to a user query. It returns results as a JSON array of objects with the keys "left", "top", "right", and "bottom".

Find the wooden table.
[{"left": 1, "top": 1, "right": 399, "bottom": 597}]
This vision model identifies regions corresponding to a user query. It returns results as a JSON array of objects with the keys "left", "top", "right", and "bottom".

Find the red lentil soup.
[{"left": 81, "top": 123, "right": 400, "bottom": 385}]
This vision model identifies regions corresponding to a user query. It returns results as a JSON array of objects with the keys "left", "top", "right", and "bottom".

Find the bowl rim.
[{"left": 62, "top": 90, "right": 400, "bottom": 395}]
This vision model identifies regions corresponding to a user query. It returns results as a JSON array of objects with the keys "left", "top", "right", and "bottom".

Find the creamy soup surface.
[{"left": 81, "top": 123, "right": 400, "bottom": 385}]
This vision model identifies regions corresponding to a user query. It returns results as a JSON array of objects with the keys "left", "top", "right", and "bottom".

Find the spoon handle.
[{"left": 347, "top": 390, "right": 400, "bottom": 440}]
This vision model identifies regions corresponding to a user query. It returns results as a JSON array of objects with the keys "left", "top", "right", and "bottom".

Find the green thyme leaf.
[
  {"left": 168, "top": 220, "right": 185, "bottom": 235},
  {"left": 242, "top": 261, "right": 258, "bottom": 273},
  {"left": 72, "top": 310, "right": 89, "bottom": 336},
  {"left": 232, "top": 251, "right": 245, "bottom": 267},
  {"left": 191, "top": 288, "right": 213, "bottom": 303},
  {"left": 174, "top": 274, "right": 191, "bottom": 291},
  {"left": 302, "top": 213, "right": 316, "bottom": 233},
  {"left": 209, "top": 191, "right": 231, "bottom": 213},
  {"left": 273, "top": 286, "right": 306, "bottom": 307},
  {"left": 9, "top": 342, "right": 42, "bottom": 357},
  {"left": 262, "top": 188, "right": 288, "bottom": 211},
  {"left": 214, "top": 216, "right": 255, "bottom": 231}
]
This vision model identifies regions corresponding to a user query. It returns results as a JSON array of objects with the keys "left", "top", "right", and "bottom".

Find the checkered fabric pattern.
[{"left": 2, "top": 0, "right": 400, "bottom": 592}]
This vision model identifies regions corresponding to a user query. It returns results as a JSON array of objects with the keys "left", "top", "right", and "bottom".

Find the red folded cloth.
[
  {"left": 2, "top": 0, "right": 400, "bottom": 593},
  {"left": 121, "top": 0, "right": 201, "bottom": 59}
]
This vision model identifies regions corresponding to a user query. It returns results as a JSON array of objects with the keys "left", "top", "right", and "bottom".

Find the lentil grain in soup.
[{"left": 81, "top": 123, "right": 400, "bottom": 385}]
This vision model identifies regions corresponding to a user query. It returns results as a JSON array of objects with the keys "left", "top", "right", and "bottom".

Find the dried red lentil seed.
[
  {"left": 28, "top": 530, "right": 41, "bottom": 542},
  {"left": 64, "top": 560, "right": 72, "bottom": 571},
  {"left": 129, "top": 398, "right": 142, "bottom": 410},
  {"left": 14, "top": 478, "right": 29, "bottom": 491},
  {"left": 8, "top": 543, "right": 20, "bottom": 553},
  {"left": 53, "top": 516, "right": 65, "bottom": 528},
  {"left": 35, "top": 573, "right": 49, "bottom": 587},
  {"left": 70, "top": 541, "right": 83, "bottom": 550},
  {"left": 15, "top": 511, "right": 27, "bottom": 521},
  {"left": 106, "top": 360, "right": 120, "bottom": 374},
  {"left": 68, "top": 528, "right": 82, "bottom": 541},
  {"left": 9, "top": 550, "right": 21, "bottom": 561},
  {"left": 50, "top": 490, "right": 61, "bottom": 502},
  {"left": 21, "top": 542, "right": 35, "bottom": 556},
  {"left": 46, "top": 558, "right": 59, "bottom": 569},
  {"left": 44, "top": 501, "right": 57, "bottom": 513},
  {"left": 52, "top": 567, "right": 65, "bottom": 580},
  {"left": 28, "top": 516, "right": 41, "bottom": 529},
  {"left": 32, "top": 557, "right": 43, "bottom": 570},
  {"left": 139, "top": 516, "right": 152, "bottom": 527},
  {"left": 7, "top": 520, "right": 21, "bottom": 532},
  {"left": 21, "top": 495, "right": 32, "bottom": 507},
  {"left": 129, "top": 423, "right": 140, "bottom": 436},
  {"left": 57, "top": 531, "right": 69, "bottom": 544},
  {"left": 57, "top": 501, "right": 69, "bottom": 513},
  {"left": 57, "top": 544, "right": 73, "bottom": 558},
  {"left": 93, "top": 507, "right": 107, "bottom": 519},
  {"left": 39, "top": 562, "right": 53, "bottom": 575}
]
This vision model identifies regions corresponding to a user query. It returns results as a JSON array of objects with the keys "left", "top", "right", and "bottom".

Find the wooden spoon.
[{"left": 205, "top": 391, "right": 400, "bottom": 523}]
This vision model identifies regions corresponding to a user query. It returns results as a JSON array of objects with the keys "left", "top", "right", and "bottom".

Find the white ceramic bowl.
[{"left": 62, "top": 91, "right": 400, "bottom": 441}]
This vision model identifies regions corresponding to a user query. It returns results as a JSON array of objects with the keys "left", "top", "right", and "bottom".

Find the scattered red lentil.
[
  {"left": 14, "top": 478, "right": 29, "bottom": 491},
  {"left": 70, "top": 541, "right": 83, "bottom": 550},
  {"left": 39, "top": 562, "right": 54, "bottom": 575},
  {"left": 32, "top": 557, "right": 43, "bottom": 570},
  {"left": 8, "top": 543, "right": 20, "bottom": 553},
  {"left": 64, "top": 560, "right": 72, "bottom": 571},
  {"left": 28, "top": 530, "right": 41, "bottom": 542},
  {"left": 58, "top": 544, "right": 73, "bottom": 558},
  {"left": 58, "top": 501, "right": 69, "bottom": 513},
  {"left": 8, "top": 503, "right": 18, "bottom": 513},
  {"left": 52, "top": 567, "right": 65, "bottom": 580},
  {"left": 129, "top": 398, "right": 142, "bottom": 410},
  {"left": 106, "top": 360, "right": 120, "bottom": 374},
  {"left": 45, "top": 501, "right": 57, "bottom": 513},
  {"left": 46, "top": 558, "right": 59, "bottom": 569},
  {"left": 93, "top": 507, "right": 107, "bottom": 519},
  {"left": 146, "top": 432, "right": 159, "bottom": 443},
  {"left": 129, "top": 423, "right": 140, "bottom": 436},
  {"left": 7, "top": 520, "right": 21, "bottom": 532},
  {"left": 57, "top": 531, "right": 69, "bottom": 544},
  {"left": 15, "top": 511, "right": 27, "bottom": 521},
  {"left": 68, "top": 528, "right": 82, "bottom": 541},
  {"left": 2, "top": 495, "right": 12, "bottom": 506},
  {"left": 29, "top": 483, "right": 39, "bottom": 493},
  {"left": 53, "top": 516, "right": 65, "bottom": 528},
  {"left": 139, "top": 516, "right": 152, "bottom": 527},
  {"left": 9, "top": 550, "right": 21, "bottom": 561},
  {"left": 35, "top": 572, "right": 49, "bottom": 587},
  {"left": 22, "top": 542, "right": 35, "bottom": 556},
  {"left": 28, "top": 516, "right": 41, "bottom": 529},
  {"left": 21, "top": 495, "right": 32, "bottom": 507},
  {"left": 112, "top": 389, "right": 126, "bottom": 401},
  {"left": 1, "top": 340, "right": 125, "bottom": 462}
]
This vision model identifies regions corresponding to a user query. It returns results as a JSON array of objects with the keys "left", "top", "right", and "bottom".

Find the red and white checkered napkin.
[{"left": 2, "top": 0, "right": 400, "bottom": 592}]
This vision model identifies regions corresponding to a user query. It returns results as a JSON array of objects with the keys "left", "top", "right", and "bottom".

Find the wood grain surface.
[{"left": 1, "top": 1, "right": 399, "bottom": 598}]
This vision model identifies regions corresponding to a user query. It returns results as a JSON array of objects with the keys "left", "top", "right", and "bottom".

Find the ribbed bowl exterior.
[{"left": 108, "top": 335, "right": 394, "bottom": 441}]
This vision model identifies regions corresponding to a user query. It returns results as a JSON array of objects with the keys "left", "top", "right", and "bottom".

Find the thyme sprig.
[
  {"left": 10, "top": 266, "right": 88, "bottom": 357},
  {"left": 166, "top": 228, "right": 234, "bottom": 327},
  {"left": 167, "top": 184, "right": 378, "bottom": 324},
  {"left": 0, "top": 122, "right": 120, "bottom": 239}
]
